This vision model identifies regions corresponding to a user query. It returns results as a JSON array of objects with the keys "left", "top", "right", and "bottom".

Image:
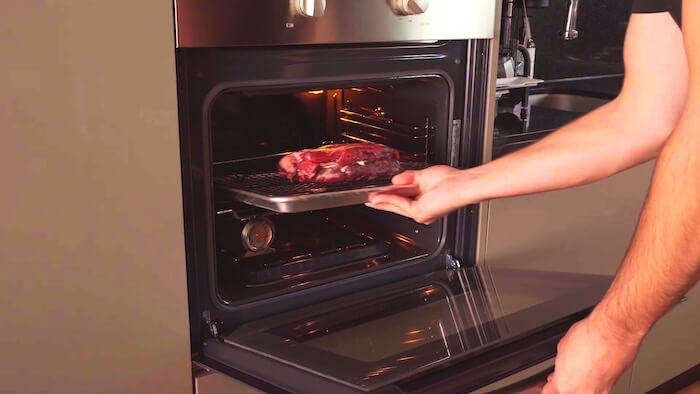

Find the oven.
[{"left": 176, "top": 1, "right": 612, "bottom": 393}]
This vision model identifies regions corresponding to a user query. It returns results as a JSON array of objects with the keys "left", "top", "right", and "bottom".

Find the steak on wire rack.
[{"left": 278, "top": 143, "right": 401, "bottom": 183}]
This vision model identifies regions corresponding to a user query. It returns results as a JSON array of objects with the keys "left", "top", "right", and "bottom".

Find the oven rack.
[
  {"left": 215, "top": 161, "right": 428, "bottom": 213},
  {"left": 242, "top": 239, "right": 390, "bottom": 286}
]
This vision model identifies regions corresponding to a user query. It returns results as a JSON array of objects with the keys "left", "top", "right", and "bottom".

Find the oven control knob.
[
  {"left": 293, "top": 0, "right": 327, "bottom": 18},
  {"left": 390, "top": 0, "right": 430, "bottom": 15}
]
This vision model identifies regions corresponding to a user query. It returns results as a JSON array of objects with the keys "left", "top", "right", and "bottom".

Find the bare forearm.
[
  {"left": 591, "top": 0, "right": 700, "bottom": 342},
  {"left": 592, "top": 112, "right": 700, "bottom": 340},
  {"left": 457, "top": 13, "right": 686, "bottom": 206},
  {"left": 462, "top": 101, "right": 666, "bottom": 202}
]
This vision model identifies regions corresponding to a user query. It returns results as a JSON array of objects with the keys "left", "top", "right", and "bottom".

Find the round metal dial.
[
  {"left": 390, "top": 0, "right": 430, "bottom": 15},
  {"left": 292, "top": 0, "right": 327, "bottom": 18},
  {"left": 241, "top": 218, "right": 275, "bottom": 253}
]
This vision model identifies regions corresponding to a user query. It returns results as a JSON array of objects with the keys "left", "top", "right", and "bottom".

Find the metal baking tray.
[{"left": 216, "top": 162, "right": 428, "bottom": 213}]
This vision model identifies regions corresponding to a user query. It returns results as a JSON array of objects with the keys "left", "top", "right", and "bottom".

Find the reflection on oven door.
[{"left": 208, "top": 265, "right": 610, "bottom": 392}]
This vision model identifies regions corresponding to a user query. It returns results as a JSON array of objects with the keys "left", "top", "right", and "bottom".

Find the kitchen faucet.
[{"left": 560, "top": 0, "right": 580, "bottom": 40}]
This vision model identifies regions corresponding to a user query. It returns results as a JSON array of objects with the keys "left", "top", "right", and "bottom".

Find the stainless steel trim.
[
  {"left": 176, "top": 0, "right": 497, "bottom": 47},
  {"left": 389, "top": 0, "right": 431, "bottom": 16},
  {"left": 471, "top": 358, "right": 554, "bottom": 394},
  {"left": 293, "top": 0, "right": 327, "bottom": 18},
  {"left": 193, "top": 361, "right": 265, "bottom": 394},
  {"left": 560, "top": 0, "right": 581, "bottom": 40},
  {"left": 224, "top": 183, "right": 419, "bottom": 214},
  {"left": 475, "top": 0, "right": 502, "bottom": 266},
  {"left": 450, "top": 119, "right": 462, "bottom": 167},
  {"left": 529, "top": 93, "right": 609, "bottom": 113},
  {"left": 496, "top": 76, "right": 544, "bottom": 91}
]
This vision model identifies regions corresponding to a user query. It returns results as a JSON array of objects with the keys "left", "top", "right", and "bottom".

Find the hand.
[
  {"left": 542, "top": 316, "right": 642, "bottom": 394},
  {"left": 365, "top": 165, "right": 479, "bottom": 224}
]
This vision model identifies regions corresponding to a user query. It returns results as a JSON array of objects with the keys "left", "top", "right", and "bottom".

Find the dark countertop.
[
  {"left": 493, "top": 75, "right": 623, "bottom": 158},
  {"left": 494, "top": 106, "right": 584, "bottom": 158}
]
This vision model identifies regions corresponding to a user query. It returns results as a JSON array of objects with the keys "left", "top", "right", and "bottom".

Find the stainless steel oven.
[{"left": 176, "top": 1, "right": 612, "bottom": 392}]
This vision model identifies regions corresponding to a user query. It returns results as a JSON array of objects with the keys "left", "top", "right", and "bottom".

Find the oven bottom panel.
[{"left": 215, "top": 206, "right": 440, "bottom": 305}]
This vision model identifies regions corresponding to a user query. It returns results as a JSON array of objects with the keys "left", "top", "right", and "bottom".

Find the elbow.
[{"left": 608, "top": 97, "right": 679, "bottom": 164}]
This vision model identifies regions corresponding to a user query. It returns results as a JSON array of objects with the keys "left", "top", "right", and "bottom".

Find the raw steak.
[{"left": 278, "top": 143, "right": 400, "bottom": 183}]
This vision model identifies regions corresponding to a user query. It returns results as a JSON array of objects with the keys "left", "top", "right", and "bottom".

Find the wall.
[{"left": 0, "top": 1, "right": 192, "bottom": 393}]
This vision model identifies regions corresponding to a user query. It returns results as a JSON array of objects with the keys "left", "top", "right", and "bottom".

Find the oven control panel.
[
  {"left": 292, "top": 0, "right": 327, "bottom": 18},
  {"left": 389, "top": 0, "right": 430, "bottom": 15},
  {"left": 176, "top": 0, "right": 496, "bottom": 47}
]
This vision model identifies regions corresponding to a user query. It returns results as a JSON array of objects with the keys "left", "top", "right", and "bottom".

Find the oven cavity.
[{"left": 209, "top": 78, "right": 450, "bottom": 305}]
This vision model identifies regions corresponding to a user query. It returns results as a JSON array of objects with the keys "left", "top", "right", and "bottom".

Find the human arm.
[
  {"left": 367, "top": 13, "right": 687, "bottom": 224},
  {"left": 543, "top": 5, "right": 700, "bottom": 393}
]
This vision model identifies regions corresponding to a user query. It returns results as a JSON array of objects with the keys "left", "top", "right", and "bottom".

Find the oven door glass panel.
[{"left": 211, "top": 266, "right": 611, "bottom": 391}]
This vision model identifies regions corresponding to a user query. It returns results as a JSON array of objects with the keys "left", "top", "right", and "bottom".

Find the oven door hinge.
[
  {"left": 450, "top": 120, "right": 462, "bottom": 167},
  {"left": 446, "top": 254, "right": 462, "bottom": 271},
  {"left": 202, "top": 310, "right": 220, "bottom": 339},
  {"left": 445, "top": 254, "right": 462, "bottom": 280}
]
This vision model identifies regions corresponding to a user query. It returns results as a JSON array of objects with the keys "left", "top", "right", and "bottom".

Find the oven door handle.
[
  {"left": 472, "top": 359, "right": 554, "bottom": 394},
  {"left": 485, "top": 368, "right": 552, "bottom": 393}
]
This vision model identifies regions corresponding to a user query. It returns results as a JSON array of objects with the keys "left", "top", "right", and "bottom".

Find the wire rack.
[{"left": 216, "top": 161, "right": 428, "bottom": 213}]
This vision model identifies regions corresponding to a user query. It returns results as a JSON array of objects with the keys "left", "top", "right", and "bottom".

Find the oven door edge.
[
  {"left": 393, "top": 309, "right": 585, "bottom": 394},
  {"left": 471, "top": 360, "right": 553, "bottom": 394},
  {"left": 198, "top": 309, "right": 584, "bottom": 394}
]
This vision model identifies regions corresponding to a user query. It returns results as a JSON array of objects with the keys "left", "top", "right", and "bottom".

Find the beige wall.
[{"left": 0, "top": 1, "right": 192, "bottom": 393}]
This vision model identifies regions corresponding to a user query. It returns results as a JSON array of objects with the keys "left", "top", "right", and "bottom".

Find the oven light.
[
  {"left": 306, "top": 90, "right": 325, "bottom": 95},
  {"left": 422, "top": 287, "right": 438, "bottom": 296}
]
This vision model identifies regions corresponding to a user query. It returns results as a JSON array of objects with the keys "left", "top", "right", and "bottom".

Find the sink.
[{"left": 529, "top": 93, "right": 611, "bottom": 113}]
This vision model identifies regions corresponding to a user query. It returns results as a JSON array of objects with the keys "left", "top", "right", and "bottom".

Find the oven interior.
[{"left": 209, "top": 76, "right": 454, "bottom": 305}]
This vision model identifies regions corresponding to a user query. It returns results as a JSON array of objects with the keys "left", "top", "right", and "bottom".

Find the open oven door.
[{"left": 200, "top": 264, "right": 610, "bottom": 393}]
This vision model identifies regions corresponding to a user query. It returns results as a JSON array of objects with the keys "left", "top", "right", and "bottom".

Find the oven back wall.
[{"left": 0, "top": 1, "right": 192, "bottom": 393}]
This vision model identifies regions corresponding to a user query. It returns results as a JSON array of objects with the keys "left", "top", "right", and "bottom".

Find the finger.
[
  {"left": 541, "top": 382, "right": 558, "bottom": 394},
  {"left": 365, "top": 202, "right": 411, "bottom": 218},
  {"left": 541, "top": 382, "right": 552, "bottom": 394},
  {"left": 410, "top": 190, "right": 454, "bottom": 224},
  {"left": 414, "top": 215, "right": 436, "bottom": 225},
  {"left": 366, "top": 194, "right": 415, "bottom": 214},
  {"left": 392, "top": 170, "right": 418, "bottom": 185}
]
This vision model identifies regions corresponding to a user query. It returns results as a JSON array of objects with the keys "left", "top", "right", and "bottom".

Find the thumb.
[{"left": 541, "top": 381, "right": 556, "bottom": 394}]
